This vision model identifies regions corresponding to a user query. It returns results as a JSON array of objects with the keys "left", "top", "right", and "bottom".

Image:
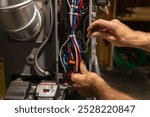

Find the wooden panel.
[
  {"left": 0, "top": 57, "right": 6, "bottom": 98},
  {"left": 116, "top": 0, "right": 150, "bottom": 16},
  {"left": 96, "top": 0, "right": 114, "bottom": 67}
]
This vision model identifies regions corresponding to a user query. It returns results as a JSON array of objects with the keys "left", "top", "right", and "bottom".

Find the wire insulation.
[{"left": 59, "top": 0, "right": 89, "bottom": 76}]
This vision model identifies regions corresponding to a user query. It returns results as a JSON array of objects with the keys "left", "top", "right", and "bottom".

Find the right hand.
[{"left": 87, "top": 19, "right": 138, "bottom": 47}]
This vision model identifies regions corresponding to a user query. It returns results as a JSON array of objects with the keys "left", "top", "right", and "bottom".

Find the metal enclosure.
[
  {"left": 0, "top": 0, "right": 98, "bottom": 89},
  {"left": 0, "top": 0, "right": 42, "bottom": 41},
  {"left": 0, "top": 0, "right": 58, "bottom": 87}
]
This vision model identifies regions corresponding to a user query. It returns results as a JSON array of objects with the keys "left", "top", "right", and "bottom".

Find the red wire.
[
  {"left": 72, "top": 36, "right": 82, "bottom": 71},
  {"left": 66, "top": 0, "right": 85, "bottom": 75},
  {"left": 73, "top": 0, "right": 84, "bottom": 71},
  {"left": 79, "top": 0, "right": 84, "bottom": 9}
]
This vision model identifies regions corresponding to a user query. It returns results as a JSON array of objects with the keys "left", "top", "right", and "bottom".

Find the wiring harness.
[{"left": 59, "top": 0, "right": 89, "bottom": 76}]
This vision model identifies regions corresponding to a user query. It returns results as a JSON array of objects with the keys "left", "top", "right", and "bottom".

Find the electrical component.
[
  {"left": 93, "top": 0, "right": 110, "bottom": 15},
  {"left": 36, "top": 82, "right": 60, "bottom": 100},
  {"left": 0, "top": 0, "right": 42, "bottom": 41},
  {"left": 93, "top": 0, "right": 109, "bottom": 5}
]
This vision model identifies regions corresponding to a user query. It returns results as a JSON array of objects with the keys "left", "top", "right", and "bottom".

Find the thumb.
[{"left": 80, "top": 61, "right": 88, "bottom": 74}]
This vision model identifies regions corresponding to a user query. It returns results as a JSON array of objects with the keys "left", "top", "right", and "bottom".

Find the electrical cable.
[
  {"left": 59, "top": 36, "right": 70, "bottom": 74},
  {"left": 34, "top": 0, "right": 54, "bottom": 76},
  {"left": 72, "top": 0, "right": 82, "bottom": 72},
  {"left": 82, "top": 15, "right": 89, "bottom": 45},
  {"left": 67, "top": 0, "right": 73, "bottom": 25},
  {"left": 59, "top": 0, "right": 89, "bottom": 75},
  {"left": 114, "top": 48, "right": 147, "bottom": 69},
  {"left": 82, "top": 14, "right": 91, "bottom": 53}
]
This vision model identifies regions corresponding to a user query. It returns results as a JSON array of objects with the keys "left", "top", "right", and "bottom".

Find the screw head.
[{"left": 26, "top": 55, "right": 35, "bottom": 65}]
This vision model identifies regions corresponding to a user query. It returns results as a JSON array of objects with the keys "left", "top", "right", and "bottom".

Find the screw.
[{"left": 26, "top": 55, "right": 35, "bottom": 65}]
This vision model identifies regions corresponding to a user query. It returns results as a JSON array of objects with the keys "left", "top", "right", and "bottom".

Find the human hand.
[
  {"left": 87, "top": 19, "right": 138, "bottom": 47},
  {"left": 71, "top": 61, "right": 134, "bottom": 100},
  {"left": 71, "top": 61, "right": 102, "bottom": 98}
]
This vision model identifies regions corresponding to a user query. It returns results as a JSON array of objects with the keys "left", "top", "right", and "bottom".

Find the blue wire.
[
  {"left": 60, "top": 0, "right": 77, "bottom": 71},
  {"left": 70, "top": 0, "right": 77, "bottom": 48},
  {"left": 62, "top": 0, "right": 84, "bottom": 70},
  {"left": 63, "top": 52, "right": 69, "bottom": 66},
  {"left": 70, "top": 0, "right": 83, "bottom": 52}
]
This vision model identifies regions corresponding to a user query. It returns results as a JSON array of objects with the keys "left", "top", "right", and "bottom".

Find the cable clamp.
[
  {"left": 68, "top": 12, "right": 78, "bottom": 15},
  {"left": 69, "top": 35, "right": 75, "bottom": 38},
  {"left": 70, "top": 5, "right": 78, "bottom": 9}
]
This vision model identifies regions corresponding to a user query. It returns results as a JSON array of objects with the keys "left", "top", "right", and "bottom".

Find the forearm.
[
  {"left": 92, "top": 77, "right": 134, "bottom": 100},
  {"left": 131, "top": 31, "right": 150, "bottom": 52}
]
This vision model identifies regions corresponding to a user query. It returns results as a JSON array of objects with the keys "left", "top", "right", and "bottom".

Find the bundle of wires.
[
  {"left": 114, "top": 47, "right": 147, "bottom": 69},
  {"left": 59, "top": 0, "right": 88, "bottom": 76}
]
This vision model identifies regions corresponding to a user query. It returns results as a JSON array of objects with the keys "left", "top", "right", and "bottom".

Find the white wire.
[
  {"left": 82, "top": 15, "right": 89, "bottom": 45},
  {"left": 71, "top": 0, "right": 82, "bottom": 72},
  {"left": 69, "top": 0, "right": 78, "bottom": 71},
  {"left": 63, "top": 54, "right": 68, "bottom": 65},
  {"left": 59, "top": 0, "right": 75, "bottom": 74},
  {"left": 73, "top": 34, "right": 81, "bottom": 56},
  {"left": 72, "top": 34, "right": 79, "bottom": 71},
  {"left": 59, "top": 36, "right": 70, "bottom": 74},
  {"left": 60, "top": 0, "right": 81, "bottom": 72},
  {"left": 67, "top": 0, "right": 73, "bottom": 26},
  {"left": 67, "top": 0, "right": 71, "bottom": 9}
]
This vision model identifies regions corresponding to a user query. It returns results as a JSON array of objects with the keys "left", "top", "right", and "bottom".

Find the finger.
[
  {"left": 87, "top": 19, "right": 113, "bottom": 37},
  {"left": 87, "top": 19, "right": 113, "bottom": 31},
  {"left": 71, "top": 73, "right": 84, "bottom": 82},
  {"left": 80, "top": 61, "right": 88, "bottom": 74},
  {"left": 92, "top": 31, "right": 116, "bottom": 41}
]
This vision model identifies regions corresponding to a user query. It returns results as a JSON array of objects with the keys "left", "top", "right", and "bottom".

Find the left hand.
[{"left": 71, "top": 61, "right": 101, "bottom": 98}]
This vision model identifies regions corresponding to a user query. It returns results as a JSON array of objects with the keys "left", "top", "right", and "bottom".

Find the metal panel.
[{"left": 0, "top": 0, "right": 57, "bottom": 87}]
